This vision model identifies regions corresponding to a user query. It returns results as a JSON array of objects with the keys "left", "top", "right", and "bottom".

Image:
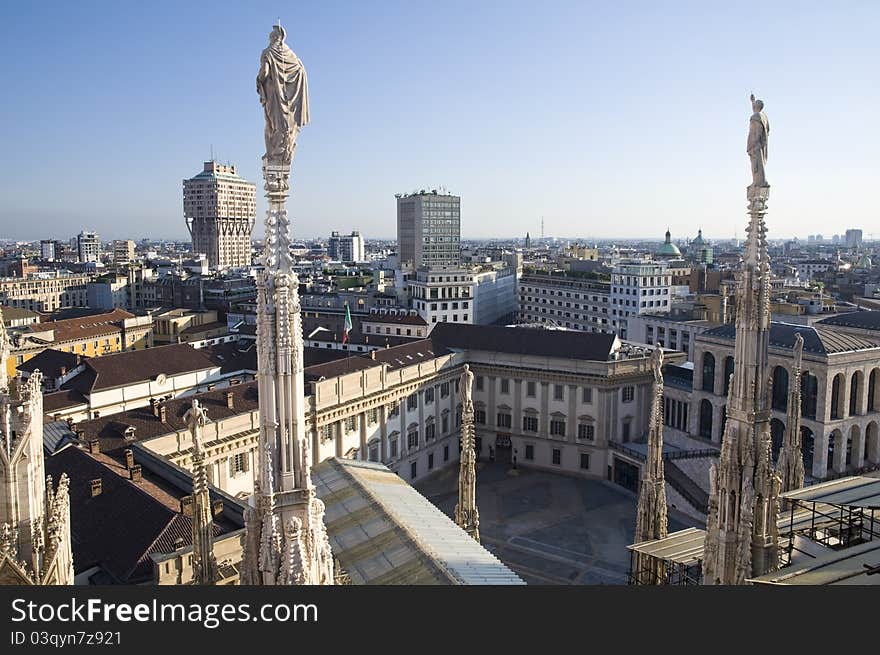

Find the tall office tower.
[
  {"left": 845, "top": 229, "right": 863, "bottom": 249},
  {"left": 328, "top": 230, "right": 365, "bottom": 262},
  {"left": 77, "top": 230, "right": 101, "bottom": 263},
  {"left": 396, "top": 190, "right": 461, "bottom": 269},
  {"left": 183, "top": 161, "right": 257, "bottom": 270},
  {"left": 112, "top": 239, "right": 136, "bottom": 266}
]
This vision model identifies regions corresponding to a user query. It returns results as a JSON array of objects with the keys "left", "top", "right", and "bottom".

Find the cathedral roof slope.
[{"left": 313, "top": 458, "right": 524, "bottom": 585}]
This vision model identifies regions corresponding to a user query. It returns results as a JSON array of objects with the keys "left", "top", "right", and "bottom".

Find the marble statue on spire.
[
  {"left": 454, "top": 364, "right": 480, "bottom": 542},
  {"left": 257, "top": 24, "right": 310, "bottom": 166},
  {"left": 184, "top": 398, "right": 218, "bottom": 585},
  {"left": 632, "top": 346, "right": 668, "bottom": 584},
  {"left": 702, "top": 93, "right": 780, "bottom": 585},
  {"left": 240, "top": 24, "right": 333, "bottom": 586},
  {"left": 747, "top": 93, "right": 770, "bottom": 189}
]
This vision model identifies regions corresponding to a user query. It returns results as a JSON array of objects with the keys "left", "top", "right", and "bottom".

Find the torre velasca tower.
[{"left": 184, "top": 161, "right": 257, "bottom": 269}]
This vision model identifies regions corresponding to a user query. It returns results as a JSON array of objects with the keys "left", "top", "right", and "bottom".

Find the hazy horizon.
[{"left": 2, "top": 2, "right": 877, "bottom": 242}]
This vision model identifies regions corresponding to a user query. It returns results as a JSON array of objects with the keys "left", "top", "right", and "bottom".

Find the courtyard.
[{"left": 416, "top": 462, "right": 698, "bottom": 584}]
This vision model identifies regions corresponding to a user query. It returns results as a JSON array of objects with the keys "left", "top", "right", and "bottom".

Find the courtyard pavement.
[{"left": 415, "top": 462, "right": 699, "bottom": 585}]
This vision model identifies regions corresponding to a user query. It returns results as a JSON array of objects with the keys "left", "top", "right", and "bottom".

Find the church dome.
[
  {"left": 658, "top": 229, "right": 681, "bottom": 257},
  {"left": 691, "top": 229, "right": 705, "bottom": 247}
]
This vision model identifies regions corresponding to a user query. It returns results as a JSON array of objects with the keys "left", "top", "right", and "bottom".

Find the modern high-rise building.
[
  {"left": 183, "top": 161, "right": 256, "bottom": 270},
  {"left": 328, "top": 230, "right": 365, "bottom": 262},
  {"left": 77, "top": 230, "right": 101, "bottom": 263},
  {"left": 396, "top": 190, "right": 461, "bottom": 269},
  {"left": 845, "top": 229, "right": 863, "bottom": 248}
]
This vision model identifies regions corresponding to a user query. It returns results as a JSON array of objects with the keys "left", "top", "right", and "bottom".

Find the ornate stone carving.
[
  {"left": 632, "top": 346, "right": 669, "bottom": 584},
  {"left": 454, "top": 364, "right": 480, "bottom": 542},
  {"left": 702, "top": 104, "right": 779, "bottom": 584},
  {"left": 240, "top": 24, "right": 333, "bottom": 586}
]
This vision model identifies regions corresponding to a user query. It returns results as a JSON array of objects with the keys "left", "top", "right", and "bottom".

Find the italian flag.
[{"left": 342, "top": 304, "right": 353, "bottom": 344}]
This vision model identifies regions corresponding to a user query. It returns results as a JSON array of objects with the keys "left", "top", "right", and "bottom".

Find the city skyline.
[{"left": 1, "top": 2, "right": 878, "bottom": 242}]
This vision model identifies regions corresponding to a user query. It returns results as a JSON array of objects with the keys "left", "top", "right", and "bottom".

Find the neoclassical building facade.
[{"left": 690, "top": 322, "right": 880, "bottom": 479}]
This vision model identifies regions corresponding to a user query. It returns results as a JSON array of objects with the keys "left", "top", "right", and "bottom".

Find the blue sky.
[{"left": 1, "top": 1, "right": 877, "bottom": 242}]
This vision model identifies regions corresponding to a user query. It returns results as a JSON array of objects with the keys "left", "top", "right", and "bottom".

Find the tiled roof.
[
  {"left": 17, "top": 348, "right": 81, "bottom": 377},
  {"left": 817, "top": 310, "right": 880, "bottom": 332},
  {"left": 429, "top": 322, "right": 618, "bottom": 361},
  {"left": 701, "top": 321, "right": 880, "bottom": 355},
  {"left": 43, "top": 388, "right": 88, "bottom": 413},
  {"left": 39, "top": 308, "right": 135, "bottom": 343},
  {"left": 61, "top": 343, "right": 217, "bottom": 393},
  {"left": 70, "top": 382, "right": 259, "bottom": 453},
  {"left": 313, "top": 458, "right": 524, "bottom": 585},
  {"left": 44, "top": 445, "right": 234, "bottom": 583}
]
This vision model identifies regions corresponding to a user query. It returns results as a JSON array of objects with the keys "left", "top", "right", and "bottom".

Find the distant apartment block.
[
  {"left": 517, "top": 273, "right": 612, "bottom": 333},
  {"left": 0, "top": 272, "right": 91, "bottom": 312},
  {"left": 77, "top": 230, "right": 101, "bottom": 263},
  {"left": 407, "top": 268, "right": 474, "bottom": 328},
  {"left": 112, "top": 239, "right": 136, "bottom": 265},
  {"left": 396, "top": 190, "right": 461, "bottom": 269},
  {"left": 184, "top": 161, "right": 256, "bottom": 269},
  {"left": 328, "top": 231, "right": 365, "bottom": 262},
  {"left": 610, "top": 262, "right": 671, "bottom": 339}
]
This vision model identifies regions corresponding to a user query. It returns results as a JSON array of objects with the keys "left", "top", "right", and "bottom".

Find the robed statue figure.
[
  {"left": 257, "top": 24, "right": 310, "bottom": 165},
  {"left": 747, "top": 93, "right": 769, "bottom": 188}
]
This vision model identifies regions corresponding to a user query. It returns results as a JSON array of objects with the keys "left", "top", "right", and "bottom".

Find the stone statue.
[
  {"left": 183, "top": 398, "right": 209, "bottom": 452},
  {"left": 747, "top": 93, "right": 770, "bottom": 188},
  {"left": 459, "top": 364, "right": 474, "bottom": 411},
  {"left": 257, "top": 24, "right": 310, "bottom": 165},
  {"left": 650, "top": 346, "right": 664, "bottom": 385}
]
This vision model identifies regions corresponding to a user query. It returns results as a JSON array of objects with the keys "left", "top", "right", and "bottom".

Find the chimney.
[
  {"left": 150, "top": 397, "right": 158, "bottom": 417},
  {"left": 89, "top": 478, "right": 102, "bottom": 497},
  {"left": 129, "top": 464, "right": 143, "bottom": 482},
  {"left": 88, "top": 439, "right": 100, "bottom": 454},
  {"left": 60, "top": 366, "right": 66, "bottom": 376},
  {"left": 124, "top": 449, "right": 134, "bottom": 469},
  {"left": 74, "top": 428, "right": 85, "bottom": 441},
  {"left": 212, "top": 500, "right": 224, "bottom": 517},
  {"left": 226, "top": 390, "right": 234, "bottom": 409},
  {"left": 180, "top": 496, "right": 194, "bottom": 517},
  {"left": 75, "top": 354, "right": 82, "bottom": 365},
  {"left": 53, "top": 413, "right": 62, "bottom": 422},
  {"left": 66, "top": 417, "right": 75, "bottom": 429},
  {"left": 159, "top": 405, "right": 167, "bottom": 423},
  {"left": 370, "top": 350, "right": 376, "bottom": 360}
]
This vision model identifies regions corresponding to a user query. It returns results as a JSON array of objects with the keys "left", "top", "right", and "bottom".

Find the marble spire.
[
  {"left": 454, "top": 364, "right": 480, "bottom": 542},
  {"left": 702, "top": 94, "right": 780, "bottom": 585},
  {"left": 185, "top": 398, "right": 218, "bottom": 585},
  {"left": 0, "top": 308, "right": 74, "bottom": 586},
  {"left": 633, "top": 346, "right": 668, "bottom": 584},
  {"left": 777, "top": 333, "right": 805, "bottom": 496},
  {"left": 240, "top": 24, "right": 333, "bottom": 586}
]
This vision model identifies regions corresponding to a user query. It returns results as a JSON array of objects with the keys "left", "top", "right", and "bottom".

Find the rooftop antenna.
[
  {"left": 210, "top": 144, "right": 214, "bottom": 162},
  {"left": 541, "top": 216, "right": 544, "bottom": 240}
]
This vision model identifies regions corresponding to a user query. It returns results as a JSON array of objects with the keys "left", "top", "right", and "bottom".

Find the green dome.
[{"left": 658, "top": 229, "right": 681, "bottom": 257}]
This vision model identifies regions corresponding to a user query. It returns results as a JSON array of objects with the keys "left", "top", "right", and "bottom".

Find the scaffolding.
[
  {"left": 778, "top": 476, "right": 880, "bottom": 567},
  {"left": 627, "top": 527, "right": 705, "bottom": 586}
]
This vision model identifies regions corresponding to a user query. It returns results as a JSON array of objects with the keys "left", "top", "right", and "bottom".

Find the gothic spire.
[
  {"left": 633, "top": 346, "right": 668, "bottom": 584},
  {"left": 454, "top": 364, "right": 480, "bottom": 542},
  {"left": 186, "top": 399, "right": 218, "bottom": 585},
  {"left": 777, "top": 333, "right": 805, "bottom": 495}
]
